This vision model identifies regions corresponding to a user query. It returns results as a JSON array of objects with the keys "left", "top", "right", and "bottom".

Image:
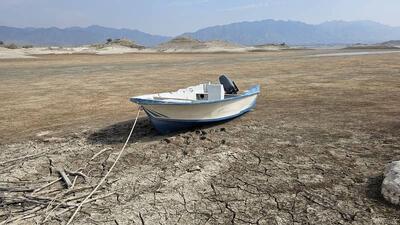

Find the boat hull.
[
  {"left": 145, "top": 96, "right": 257, "bottom": 133},
  {"left": 131, "top": 85, "right": 260, "bottom": 133}
]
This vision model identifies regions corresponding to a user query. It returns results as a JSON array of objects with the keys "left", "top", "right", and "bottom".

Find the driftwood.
[
  {"left": 0, "top": 152, "right": 45, "bottom": 166},
  {"left": 0, "top": 196, "right": 76, "bottom": 208},
  {"left": 1, "top": 166, "right": 111, "bottom": 224},
  {"left": 1, "top": 108, "right": 141, "bottom": 224},
  {"left": 65, "top": 169, "right": 89, "bottom": 182},
  {"left": 1, "top": 166, "right": 96, "bottom": 224},
  {"left": 1, "top": 184, "right": 111, "bottom": 224},
  {"left": 0, "top": 187, "right": 35, "bottom": 192},
  {"left": 57, "top": 169, "right": 72, "bottom": 189},
  {"left": 0, "top": 206, "right": 44, "bottom": 225},
  {"left": 33, "top": 178, "right": 62, "bottom": 193},
  {"left": 90, "top": 148, "right": 113, "bottom": 161},
  {"left": 70, "top": 176, "right": 78, "bottom": 189},
  {"left": 33, "top": 188, "right": 64, "bottom": 196},
  {"left": 42, "top": 189, "right": 98, "bottom": 222},
  {"left": 0, "top": 176, "right": 64, "bottom": 193},
  {"left": 56, "top": 192, "right": 115, "bottom": 216}
]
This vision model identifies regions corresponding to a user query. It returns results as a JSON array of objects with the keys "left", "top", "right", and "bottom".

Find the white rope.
[{"left": 66, "top": 107, "right": 142, "bottom": 225}]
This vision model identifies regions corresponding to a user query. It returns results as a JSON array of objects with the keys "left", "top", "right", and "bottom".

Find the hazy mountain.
[
  {"left": 380, "top": 40, "right": 400, "bottom": 46},
  {"left": 183, "top": 20, "right": 400, "bottom": 45},
  {"left": 0, "top": 25, "right": 170, "bottom": 47},
  {"left": 2, "top": 20, "right": 400, "bottom": 47}
]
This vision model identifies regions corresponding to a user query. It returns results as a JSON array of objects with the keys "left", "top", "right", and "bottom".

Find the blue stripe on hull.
[{"left": 145, "top": 100, "right": 257, "bottom": 134}]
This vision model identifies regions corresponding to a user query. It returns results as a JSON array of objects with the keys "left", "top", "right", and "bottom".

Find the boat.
[{"left": 130, "top": 75, "right": 260, "bottom": 133}]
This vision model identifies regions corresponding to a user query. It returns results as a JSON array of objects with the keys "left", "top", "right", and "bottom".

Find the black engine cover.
[{"left": 219, "top": 75, "right": 239, "bottom": 94}]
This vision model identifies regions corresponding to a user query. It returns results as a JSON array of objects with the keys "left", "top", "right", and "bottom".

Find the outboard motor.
[{"left": 219, "top": 75, "right": 239, "bottom": 94}]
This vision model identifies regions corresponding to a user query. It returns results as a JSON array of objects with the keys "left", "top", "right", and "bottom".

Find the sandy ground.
[
  {"left": 0, "top": 46, "right": 157, "bottom": 59},
  {"left": 1, "top": 50, "right": 400, "bottom": 224},
  {"left": 0, "top": 44, "right": 296, "bottom": 59},
  {"left": 307, "top": 50, "right": 400, "bottom": 57}
]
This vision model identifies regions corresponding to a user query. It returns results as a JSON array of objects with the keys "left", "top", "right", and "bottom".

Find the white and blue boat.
[{"left": 130, "top": 75, "right": 260, "bottom": 133}]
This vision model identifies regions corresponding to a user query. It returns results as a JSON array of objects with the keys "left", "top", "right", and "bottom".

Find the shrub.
[
  {"left": 5, "top": 43, "right": 18, "bottom": 49},
  {"left": 22, "top": 45, "right": 34, "bottom": 49},
  {"left": 0, "top": 41, "right": 3, "bottom": 45},
  {"left": 110, "top": 39, "right": 145, "bottom": 49},
  {"left": 106, "top": 38, "right": 112, "bottom": 44},
  {"left": 90, "top": 43, "right": 106, "bottom": 49}
]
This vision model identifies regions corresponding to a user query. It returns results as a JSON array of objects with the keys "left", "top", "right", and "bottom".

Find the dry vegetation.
[
  {"left": 0, "top": 50, "right": 400, "bottom": 224},
  {"left": 91, "top": 39, "right": 145, "bottom": 49}
]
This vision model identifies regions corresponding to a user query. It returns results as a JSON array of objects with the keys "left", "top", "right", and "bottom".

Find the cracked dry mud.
[{"left": 1, "top": 50, "right": 400, "bottom": 224}]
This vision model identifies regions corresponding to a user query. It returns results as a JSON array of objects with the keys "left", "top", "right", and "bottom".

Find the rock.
[
  {"left": 381, "top": 161, "right": 400, "bottom": 205},
  {"left": 36, "top": 130, "right": 51, "bottom": 137},
  {"left": 41, "top": 137, "right": 66, "bottom": 143},
  {"left": 162, "top": 138, "right": 171, "bottom": 144},
  {"left": 186, "top": 165, "right": 201, "bottom": 173}
]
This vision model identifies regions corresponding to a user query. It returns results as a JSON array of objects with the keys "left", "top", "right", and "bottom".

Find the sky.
[{"left": 0, "top": 0, "right": 399, "bottom": 36}]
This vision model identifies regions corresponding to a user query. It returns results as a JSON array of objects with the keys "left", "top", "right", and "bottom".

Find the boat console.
[{"left": 135, "top": 75, "right": 241, "bottom": 103}]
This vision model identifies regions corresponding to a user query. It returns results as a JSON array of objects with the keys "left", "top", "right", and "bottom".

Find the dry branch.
[
  {"left": 53, "top": 192, "right": 115, "bottom": 218},
  {"left": 33, "top": 178, "right": 62, "bottom": 193},
  {"left": 70, "top": 176, "right": 78, "bottom": 189},
  {"left": 91, "top": 148, "right": 113, "bottom": 160},
  {"left": 0, "top": 206, "right": 44, "bottom": 225},
  {"left": 0, "top": 186, "right": 35, "bottom": 192},
  {"left": 65, "top": 169, "right": 89, "bottom": 181},
  {"left": 0, "top": 152, "right": 45, "bottom": 166},
  {"left": 57, "top": 169, "right": 72, "bottom": 189}
]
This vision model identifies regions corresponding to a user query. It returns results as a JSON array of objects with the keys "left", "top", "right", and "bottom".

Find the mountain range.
[
  {"left": 0, "top": 25, "right": 170, "bottom": 47},
  {"left": 184, "top": 20, "right": 400, "bottom": 45},
  {"left": 1, "top": 20, "right": 400, "bottom": 47}
]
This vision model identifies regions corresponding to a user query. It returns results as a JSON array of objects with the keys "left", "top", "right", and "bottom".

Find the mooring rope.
[{"left": 66, "top": 107, "right": 142, "bottom": 225}]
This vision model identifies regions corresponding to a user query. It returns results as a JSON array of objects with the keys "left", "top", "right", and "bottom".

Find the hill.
[
  {"left": 0, "top": 25, "right": 170, "bottom": 47},
  {"left": 157, "top": 36, "right": 243, "bottom": 52},
  {"left": 381, "top": 40, "right": 400, "bottom": 46},
  {"left": 183, "top": 20, "right": 400, "bottom": 45}
]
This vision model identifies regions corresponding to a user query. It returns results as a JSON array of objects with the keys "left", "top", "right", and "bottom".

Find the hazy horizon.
[
  {"left": 1, "top": 0, "right": 400, "bottom": 36},
  {"left": 2, "top": 19, "right": 400, "bottom": 37}
]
